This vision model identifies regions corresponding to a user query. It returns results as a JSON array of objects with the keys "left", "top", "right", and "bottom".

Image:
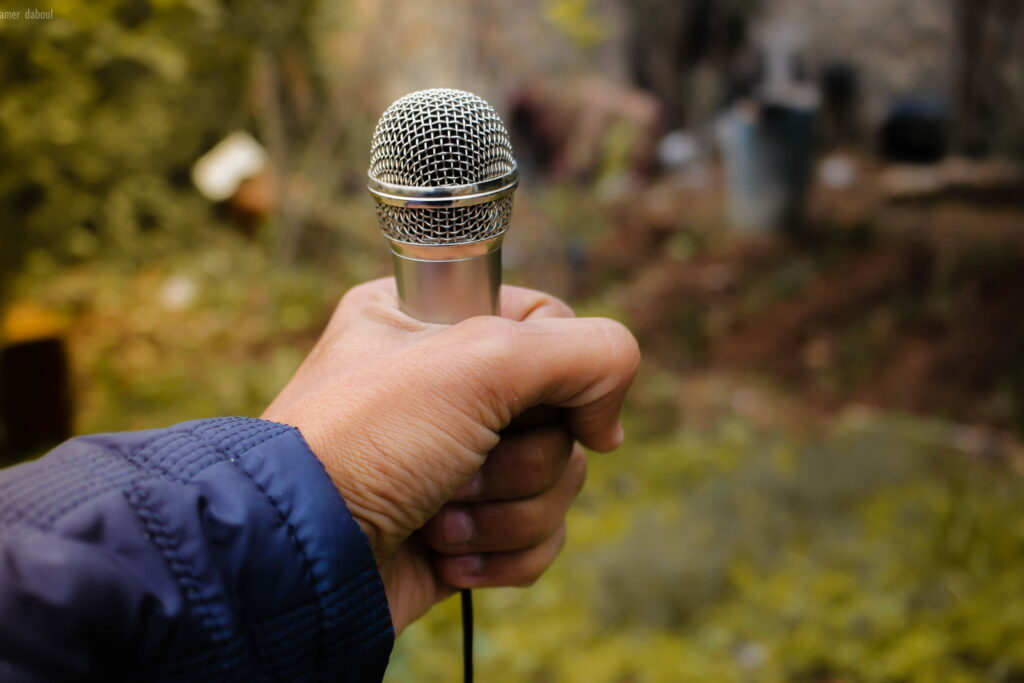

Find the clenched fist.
[{"left": 263, "top": 278, "right": 639, "bottom": 633}]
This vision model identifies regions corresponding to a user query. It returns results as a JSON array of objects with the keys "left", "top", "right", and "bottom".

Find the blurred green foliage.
[
  {"left": 389, "top": 414, "right": 1024, "bottom": 682},
  {"left": 23, "top": 231, "right": 386, "bottom": 436},
  {"left": 0, "top": 0, "right": 320, "bottom": 295},
  {"left": 543, "top": 0, "right": 609, "bottom": 49}
]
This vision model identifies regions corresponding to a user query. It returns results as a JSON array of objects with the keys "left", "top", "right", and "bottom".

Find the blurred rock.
[{"left": 818, "top": 154, "right": 857, "bottom": 189}]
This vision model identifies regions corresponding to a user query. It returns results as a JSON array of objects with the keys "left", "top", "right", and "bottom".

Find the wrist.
[{"left": 265, "top": 411, "right": 393, "bottom": 562}]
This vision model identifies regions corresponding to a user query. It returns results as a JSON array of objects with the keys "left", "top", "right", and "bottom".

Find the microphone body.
[
  {"left": 367, "top": 88, "right": 517, "bottom": 324},
  {"left": 389, "top": 239, "right": 501, "bottom": 323}
]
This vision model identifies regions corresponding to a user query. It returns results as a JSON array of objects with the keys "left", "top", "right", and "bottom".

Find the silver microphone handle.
[{"left": 389, "top": 238, "right": 502, "bottom": 324}]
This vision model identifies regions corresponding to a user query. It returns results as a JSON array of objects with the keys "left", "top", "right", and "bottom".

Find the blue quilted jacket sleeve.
[{"left": 0, "top": 417, "right": 394, "bottom": 682}]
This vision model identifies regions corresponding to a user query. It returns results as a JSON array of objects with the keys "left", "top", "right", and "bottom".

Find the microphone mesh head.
[{"left": 369, "top": 88, "right": 515, "bottom": 245}]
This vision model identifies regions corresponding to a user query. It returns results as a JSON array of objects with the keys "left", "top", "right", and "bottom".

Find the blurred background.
[{"left": 2, "top": 0, "right": 1024, "bottom": 680}]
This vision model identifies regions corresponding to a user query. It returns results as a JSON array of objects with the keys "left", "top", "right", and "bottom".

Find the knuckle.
[
  {"left": 339, "top": 280, "right": 376, "bottom": 306},
  {"left": 519, "top": 505, "right": 555, "bottom": 546},
  {"left": 513, "top": 571, "right": 543, "bottom": 588},
  {"left": 442, "top": 317, "right": 524, "bottom": 429},
  {"left": 459, "top": 317, "right": 521, "bottom": 367},
  {"left": 568, "top": 447, "right": 588, "bottom": 495},
  {"left": 336, "top": 279, "right": 392, "bottom": 317},
  {"left": 538, "top": 456, "right": 561, "bottom": 493},
  {"left": 527, "top": 431, "right": 568, "bottom": 491},
  {"left": 508, "top": 558, "right": 548, "bottom": 588},
  {"left": 527, "top": 438, "right": 568, "bottom": 488},
  {"left": 513, "top": 446, "right": 550, "bottom": 494},
  {"left": 545, "top": 295, "right": 576, "bottom": 319},
  {"left": 506, "top": 286, "right": 576, "bottom": 320},
  {"left": 599, "top": 319, "right": 642, "bottom": 375}
]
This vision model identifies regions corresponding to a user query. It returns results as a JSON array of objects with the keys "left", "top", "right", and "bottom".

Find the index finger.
[
  {"left": 431, "top": 315, "right": 640, "bottom": 452},
  {"left": 332, "top": 281, "right": 572, "bottom": 327},
  {"left": 499, "top": 286, "right": 575, "bottom": 321}
]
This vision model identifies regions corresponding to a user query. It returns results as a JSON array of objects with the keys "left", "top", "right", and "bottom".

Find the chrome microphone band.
[
  {"left": 368, "top": 167, "right": 518, "bottom": 208},
  {"left": 389, "top": 235, "right": 503, "bottom": 260},
  {"left": 391, "top": 247, "right": 501, "bottom": 324}
]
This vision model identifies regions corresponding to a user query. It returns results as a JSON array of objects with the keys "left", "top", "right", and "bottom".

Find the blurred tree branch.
[{"left": 951, "top": 0, "right": 1024, "bottom": 156}]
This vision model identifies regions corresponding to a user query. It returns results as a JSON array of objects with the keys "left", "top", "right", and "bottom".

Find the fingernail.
[
  {"left": 443, "top": 507, "right": 474, "bottom": 545},
  {"left": 453, "top": 472, "right": 483, "bottom": 499},
  {"left": 455, "top": 554, "right": 484, "bottom": 578}
]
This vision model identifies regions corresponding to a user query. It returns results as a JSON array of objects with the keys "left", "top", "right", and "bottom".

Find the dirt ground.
[{"left": 591, "top": 157, "right": 1024, "bottom": 438}]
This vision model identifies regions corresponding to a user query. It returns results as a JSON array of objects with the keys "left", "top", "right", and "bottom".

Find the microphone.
[
  {"left": 367, "top": 88, "right": 518, "bottom": 324},
  {"left": 368, "top": 88, "right": 518, "bottom": 683}
]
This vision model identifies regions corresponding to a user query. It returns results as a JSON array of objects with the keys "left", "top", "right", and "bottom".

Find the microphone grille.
[{"left": 369, "top": 88, "right": 515, "bottom": 245}]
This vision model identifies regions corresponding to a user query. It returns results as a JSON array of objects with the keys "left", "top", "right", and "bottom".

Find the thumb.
[{"left": 439, "top": 315, "right": 640, "bottom": 451}]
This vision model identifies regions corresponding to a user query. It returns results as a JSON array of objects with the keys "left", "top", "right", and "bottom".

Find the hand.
[{"left": 262, "top": 278, "right": 639, "bottom": 633}]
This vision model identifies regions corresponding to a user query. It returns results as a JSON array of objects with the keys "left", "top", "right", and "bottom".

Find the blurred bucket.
[{"left": 718, "top": 103, "right": 815, "bottom": 235}]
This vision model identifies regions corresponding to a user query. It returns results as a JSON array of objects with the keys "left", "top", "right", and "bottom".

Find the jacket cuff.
[{"left": 185, "top": 417, "right": 395, "bottom": 677}]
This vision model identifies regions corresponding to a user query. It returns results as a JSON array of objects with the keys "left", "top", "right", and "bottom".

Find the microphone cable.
[{"left": 461, "top": 588, "right": 474, "bottom": 683}]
